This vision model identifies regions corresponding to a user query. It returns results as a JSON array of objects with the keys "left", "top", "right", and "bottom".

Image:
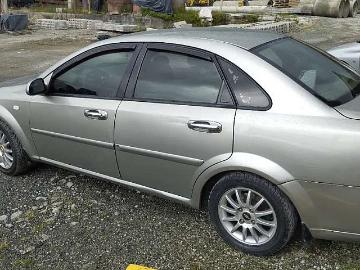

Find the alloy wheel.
[
  {"left": 218, "top": 187, "right": 277, "bottom": 246},
  {"left": 0, "top": 131, "right": 14, "bottom": 169}
]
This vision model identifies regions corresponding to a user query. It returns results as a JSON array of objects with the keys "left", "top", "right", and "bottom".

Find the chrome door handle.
[
  {"left": 84, "top": 109, "right": 108, "bottom": 120},
  {"left": 187, "top": 120, "right": 222, "bottom": 133}
]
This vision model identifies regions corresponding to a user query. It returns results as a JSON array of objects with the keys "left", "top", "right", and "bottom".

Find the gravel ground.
[
  {"left": 291, "top": 15, "right": 360, "bottom": 49},
  {"left": 0, "top": 29, "right": 95, "bottom": 82},
  {"left": 1, "top": 16, "right": 360, "bottom": 270}
]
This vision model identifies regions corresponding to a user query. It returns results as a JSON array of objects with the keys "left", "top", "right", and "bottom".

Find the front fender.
[
  {"left": 0, "top": 105, "right": 38, "bottom": 159},
  {"left": 190, "top": 152, "right": 294, "bottom": 208}
]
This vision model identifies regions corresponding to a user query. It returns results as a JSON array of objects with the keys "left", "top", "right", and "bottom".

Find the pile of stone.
[
  {"left": 193, "top": 0, "right": 358, "bottom": 18},
  {"left": 35, "top": 18, "right": 139, "bottom": 32},
  {"left": 216, "top": 20, "right": 296, "bottom": 33}
]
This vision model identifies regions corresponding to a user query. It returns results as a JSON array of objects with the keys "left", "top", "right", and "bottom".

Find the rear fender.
[{"left": 190, "top": 152, "right": 294, "bottom": 208}]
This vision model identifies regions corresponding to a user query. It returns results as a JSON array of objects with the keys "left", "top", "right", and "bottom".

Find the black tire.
[
  {"left": 0, "top": 120, "right": 32, "bottom": 176},
  {"left": 208, "top": 172, "right": 298, "bottom": 256}
]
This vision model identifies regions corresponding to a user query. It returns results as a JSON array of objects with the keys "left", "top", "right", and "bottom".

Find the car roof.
[
  {"left": 108, "top": 28, "right": 285, "bottom": 50},
  {"left": 40, "top": 28, "right": 286, "bottom": 78}
]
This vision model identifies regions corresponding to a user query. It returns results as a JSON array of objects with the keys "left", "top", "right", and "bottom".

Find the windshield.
[{"left": 252, "top": 38, "right": 360, "bottom": 107}]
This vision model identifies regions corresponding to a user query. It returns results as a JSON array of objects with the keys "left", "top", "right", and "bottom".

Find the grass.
[
  {"left": 32, "top": 222, "right": 46, "bottom": 234},
  {"left": 275, "top": 13, "right": 299, "bottom": 23},
  {"left": 211, "top": 11, "right": 229, "bottom": 26},
  {"left": 190, "top": 262, "right": 204, "bottom": 270},
  {"left": 28, "top": 5, "right": 65, "bottom": 13},
  {"left": 14, "top": 258, "right": 35, "bottom": 269},
  {"left": 343, "top": 261, "right": 360, "bottom": 270},
  {"left": 141, "top": 8, "right": 203, "bottom": 27},
  {"left": 238, "top": 14, "right": 260, "bottom": 24},
  {"left": 0, "top": 242, "right": 10, "bottom": 253},
  {"left": 25, "top": 210, "right": 36, "bottom": 221}
]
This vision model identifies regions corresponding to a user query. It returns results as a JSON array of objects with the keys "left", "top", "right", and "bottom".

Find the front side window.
[
  {"left": 51, "top": 51, "right": 133, "bottom": 98},
  {"left": 252, "top": 38, "right": 360, "bottom": 107},
  {"left": 134, "top": 50, "right": 223, "bottom": 104}
]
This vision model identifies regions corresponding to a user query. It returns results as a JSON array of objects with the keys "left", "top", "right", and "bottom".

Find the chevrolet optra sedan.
[{"left": 1, "top": 29, "right": 360, "bottom": 256}]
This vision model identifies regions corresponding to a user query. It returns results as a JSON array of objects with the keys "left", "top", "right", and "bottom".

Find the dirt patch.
[{"left": 0, "top": 29, "right": 97, "bottom": 81}]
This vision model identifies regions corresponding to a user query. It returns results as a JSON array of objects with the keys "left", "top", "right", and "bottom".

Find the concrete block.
[{"left": 35, "top": 19, "right": 68, "bottom": 30}]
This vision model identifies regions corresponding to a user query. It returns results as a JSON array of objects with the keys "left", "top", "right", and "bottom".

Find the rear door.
[
  {"left": 30, "top": 43, "right": 140, "bottom": 178},
  {"left": 114, "top": 44, "right": 236, "bottom": 198}
]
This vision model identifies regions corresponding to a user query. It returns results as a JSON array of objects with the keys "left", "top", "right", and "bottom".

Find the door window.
[
  {"left": 134, "top": 50, "right": 223, "bottom": 104},
  {"left": 51, "top": 51, "right": 133, "bottom": 98},
  {"left": 219, "top": 59, "right": 270, "bottom": 109}
]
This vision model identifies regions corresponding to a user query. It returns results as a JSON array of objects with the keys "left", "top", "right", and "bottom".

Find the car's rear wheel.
[
  {"left": 208, "top": 172, "right": 298, "bottom": 256},
  {"left": 0, "top": 120, "right": 32, "bottom": 176}
]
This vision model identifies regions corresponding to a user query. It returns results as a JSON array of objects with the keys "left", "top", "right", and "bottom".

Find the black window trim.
[
  {"left": 216, "top": 56, "right": 273, "bottom": 111},
  {"left": 124, "top": 42, "right": 237, "bottom": 109},
  {"left": 47, "top": 42, "right": 141, "bottom": 100}
]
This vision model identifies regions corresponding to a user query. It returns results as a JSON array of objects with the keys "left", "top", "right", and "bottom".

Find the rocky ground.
[
  {"left": 291, "top": 15, "right": 360, "bottom": 49},
  {"left": 1, "top": 15, "right": 360, "bottom": 270}
]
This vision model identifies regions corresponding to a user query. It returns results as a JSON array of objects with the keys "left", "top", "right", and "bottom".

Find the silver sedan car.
[{"left": 1, "top": 29, "right": 360, "bottom": 256}]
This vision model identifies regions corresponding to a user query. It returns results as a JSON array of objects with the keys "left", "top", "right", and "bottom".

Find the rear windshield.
[{"left": 252, "top": 38, "right": 360, "bottom": 107}]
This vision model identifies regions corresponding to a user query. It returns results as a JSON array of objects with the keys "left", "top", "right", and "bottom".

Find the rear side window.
[
  {"left": 51, "top": 51, "right": 133, "bottom": 98},
  {"left": 134, "top": 50, "right": 223, "bottom": 104},
  {"left": 219, "top": 59, "right": 270, "bottom": 109}
]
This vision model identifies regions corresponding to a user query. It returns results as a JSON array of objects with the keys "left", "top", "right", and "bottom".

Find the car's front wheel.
[
  {"left": 0, "top": 120, "right": 32, "bottom": 176},
  {"left": 208, "top": 172, "right": 298, "bottom": 256}
]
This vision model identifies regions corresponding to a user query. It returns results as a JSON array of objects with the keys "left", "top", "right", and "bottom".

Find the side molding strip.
[
  {"left": 116, "top": 144, "right": 204, "bottom": 166},
  {"left": 40, "top": 157, "right": 191, "bottom": 205},
  {"left": 31, "top": 128, "right": 114, "bottom": 149}
]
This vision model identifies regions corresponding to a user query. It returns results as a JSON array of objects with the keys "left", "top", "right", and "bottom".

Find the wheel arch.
[
  {"left": 0, "top": 106, "right": 37, "bottom": 159},
  {"left": 190, "top": 152, "right": 295, "bottom": 209}
]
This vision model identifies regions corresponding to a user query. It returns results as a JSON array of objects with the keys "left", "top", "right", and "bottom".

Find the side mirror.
[{"left": 27, "top": 78, "right": 48, "bottom": 96}]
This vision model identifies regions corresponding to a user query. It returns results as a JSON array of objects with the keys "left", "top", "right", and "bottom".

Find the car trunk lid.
[{"left": 336, "top": 95, "right": 360, "bottom": 119}]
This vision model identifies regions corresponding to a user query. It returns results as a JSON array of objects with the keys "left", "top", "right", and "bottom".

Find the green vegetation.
[
  {"left": 238, "top": 14, "right": 259, "bottom": 24},
  {"left": 25, "top": 210, "right": 36, "bottom": 221},
  {"left": 27, "top": 5, "right": 63, "bottom": 13},
  {"left": 14, "top": 258, "right": 35, "bottom": 269},
  {"left": 275, "top": 13, "right": 299, "bottom": 23},
  {"left": 343, "top": 261, "right": 360, "bottom": 270},
  {"left": 0, "top": 242, "right": 10, "bottom": 253},
  {"left": 32, "top": 222, "right": 46, "bottom": 234},
  {"left": 211, "top": 11, "right": 228, "bottom": 26},
  {"left": 141, "top": 7, "right": 203, "bottom": 27},
  {"left": 118, "top": 3, "right": 133, "bottom": 14},
  {"left": 190, "top": 262, "right": 204, "bottom": 270}
]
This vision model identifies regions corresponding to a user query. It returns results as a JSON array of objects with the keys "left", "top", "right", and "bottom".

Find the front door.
[
  {"left": 30, "top": 44, "right": 139, "bottom": 177},
  {"left": 114, "top": 44, "right": 236, "bottom": 198}
]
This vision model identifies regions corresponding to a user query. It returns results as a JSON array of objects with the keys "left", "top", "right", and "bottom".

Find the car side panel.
[
  {"left": 280, "top": 180, "right": 360, "bottom": 236},
  {"left": 0, "top": 85, "right": 38, "bottom": 159},
  {"left": 114, "top": 101, "right": 236, "bottom": 198},
  {"left": 29, "top": 96, "right": 121, "bottom": 178},
  {"left": 232, "top": 110, "right": 360, "bottom": 187}
]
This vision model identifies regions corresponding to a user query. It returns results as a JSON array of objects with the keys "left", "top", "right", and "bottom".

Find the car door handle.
[
  {"left": 84, "top": 109, "right": 108, "bottom": 120},
  {"left": 187, "top": 120, "right": 222, "bottom": 133}
]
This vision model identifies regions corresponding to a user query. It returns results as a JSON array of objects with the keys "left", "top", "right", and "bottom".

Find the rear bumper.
[
  {"left": 279, "top": 180, "right": 360, "bottom": 242},
  {"left": 310, "top": 229, "right": 360, "bottom": 242}
]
